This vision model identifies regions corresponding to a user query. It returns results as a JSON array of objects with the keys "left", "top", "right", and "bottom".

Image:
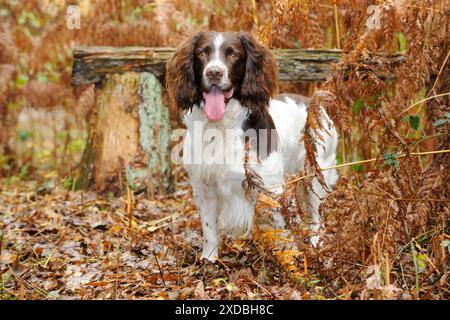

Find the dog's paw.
[
  {"left": 198, "top": 257, "right": 217, "bottom": 266},
  {"left": 200, "top": 247, "right": 219, "bottom": 264},
  {"left": 310, "top": 235, "right": 323, "bottom": 248}
]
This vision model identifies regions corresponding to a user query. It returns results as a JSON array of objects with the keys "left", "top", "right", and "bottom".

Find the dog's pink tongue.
[{"left": 203, "top": 86, "right": 225, "bottom": 121}]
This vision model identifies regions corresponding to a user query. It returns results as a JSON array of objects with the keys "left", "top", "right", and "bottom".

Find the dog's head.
[{"left": 166, "top": 31, "right": 278, "bottom": 121}]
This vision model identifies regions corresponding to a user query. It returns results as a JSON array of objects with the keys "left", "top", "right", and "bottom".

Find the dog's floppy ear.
[
  {"left": 166, "top": 33, "right": 203, "bottom": 111},
  {"left": 238, "top": 32, "right": 278, "bottom": 111}
]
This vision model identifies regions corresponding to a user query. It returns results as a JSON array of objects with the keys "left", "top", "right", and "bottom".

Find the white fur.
[
  {"left": 203, "top": 34, "right": 231, "bottom": 90},
  {"left": 183, "top": 97, "right": 338, "bottom": 262}
]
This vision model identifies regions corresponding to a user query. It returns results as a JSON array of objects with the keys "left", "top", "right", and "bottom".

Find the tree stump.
[{"left": 77, "top": 71, "right": 172, "bottom": 195}]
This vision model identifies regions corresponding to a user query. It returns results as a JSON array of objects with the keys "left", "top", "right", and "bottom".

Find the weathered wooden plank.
[
  {"left": 72, "top": 46, "right": 173, "bottom": 85},
  {"left": 72, "top": 46, "right": 404, "bottom": 85},
  {"left": 71, "top": 47, "right": 346, "bottom": 85},
  {"left": 273, "top": 48, "right": 339, "bottom": 81}
]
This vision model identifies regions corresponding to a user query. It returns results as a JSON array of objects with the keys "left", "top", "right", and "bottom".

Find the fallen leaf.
[
  {"left": 179, "top": 287, "right": 195, "bottom": 300},
  {"left": 194, "top": 281, "right": 207, "bottom": 300}
]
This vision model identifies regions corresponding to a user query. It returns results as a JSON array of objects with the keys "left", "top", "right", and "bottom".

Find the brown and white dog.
[{"left": 166, "top": 32, "right": 338, "bottom": 263}]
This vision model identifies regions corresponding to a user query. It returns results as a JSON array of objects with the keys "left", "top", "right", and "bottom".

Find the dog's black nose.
[{"left": 206, "top": 67, "right": 223, "bottom": 81}]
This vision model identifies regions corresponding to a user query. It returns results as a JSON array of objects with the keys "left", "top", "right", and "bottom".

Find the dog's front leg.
[
  {"left": 309, "top": 178, "right": 326, "bottom": 248},
  {"left": 192, "top": 184, "right": 220, "bottom": 263}
]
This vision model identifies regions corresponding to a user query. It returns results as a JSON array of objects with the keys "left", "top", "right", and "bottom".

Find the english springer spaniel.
[{"left": 166, "top": 32, "right": 338, "bottom": 263}]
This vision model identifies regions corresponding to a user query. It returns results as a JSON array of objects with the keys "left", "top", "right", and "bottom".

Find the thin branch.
[
  {"left": 399, "top": 92, "right": 450, "bottom": 116},
  {"left": 403, "top": 221, "right": 420, "bottom": 299},
  {"left": 412, "top": 132, "right": 450, "bottom": 146},
  {"left": 7, "top": 265, "right": 47, "bottom": 298},
  {"left": 427, "top": 51, "right": 449, "bottom": 97},
  {"left": 153, "top": 251, "right": 166, "bottom": 286},
  {"left": 268, "top": 149, "right": 450, "bottom": 189}
]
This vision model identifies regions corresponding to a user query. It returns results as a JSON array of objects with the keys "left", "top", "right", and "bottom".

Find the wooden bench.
[{"left": 71, "top": 47, "right": 402, "bottom": 195}]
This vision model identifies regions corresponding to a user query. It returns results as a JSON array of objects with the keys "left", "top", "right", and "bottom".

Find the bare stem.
[{"left": 269, "top": 149, "right": 450, "bottom": 189}]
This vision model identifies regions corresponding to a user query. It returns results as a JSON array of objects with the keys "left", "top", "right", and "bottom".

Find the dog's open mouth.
[{"left": 202, "top": 85, "right": 234, "bottom": 121}]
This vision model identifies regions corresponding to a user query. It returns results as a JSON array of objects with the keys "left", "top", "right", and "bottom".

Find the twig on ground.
[
  {"left": 403, "top": 221, "right": 420, "bottom": 299},
  {"left": 250, "top": 279, "right": 274, "bottom": 298},
  {"left": 7, "top": 265, "right": 47, "bottom": 298},
  {"left": 153, "top": 251, "right": 166, "bottom": 286}
]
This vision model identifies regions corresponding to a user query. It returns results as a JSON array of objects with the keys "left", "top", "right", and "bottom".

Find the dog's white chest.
[{"left": 182, "top": 100, "right": 248, "bottom": 186}]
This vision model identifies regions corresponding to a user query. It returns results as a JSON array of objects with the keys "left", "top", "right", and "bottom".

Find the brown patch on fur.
[
  {"left": 237, "top": 32, "right": 278, "bottom": 112},
  {"left": 165, "top": 33, "right": 204, "bottom": 112},
  {"left": 239, "top": 32, "right": 279, "bottom": 158}
]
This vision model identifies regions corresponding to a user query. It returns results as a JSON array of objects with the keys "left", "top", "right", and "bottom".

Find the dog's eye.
[
  {"left": 197, "top": 47, "right": 209, "bottom": 58},
  {"left": 228, "top": 51, "right": 239, "bottom": 59}
]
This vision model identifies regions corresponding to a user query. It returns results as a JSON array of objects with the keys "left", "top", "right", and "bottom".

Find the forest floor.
[
  {"left": 1, "top": 105, "right": 447, "bottom": 301},
  {"left": 0, "top": 178, "right": 329, "bottom": 300}
]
